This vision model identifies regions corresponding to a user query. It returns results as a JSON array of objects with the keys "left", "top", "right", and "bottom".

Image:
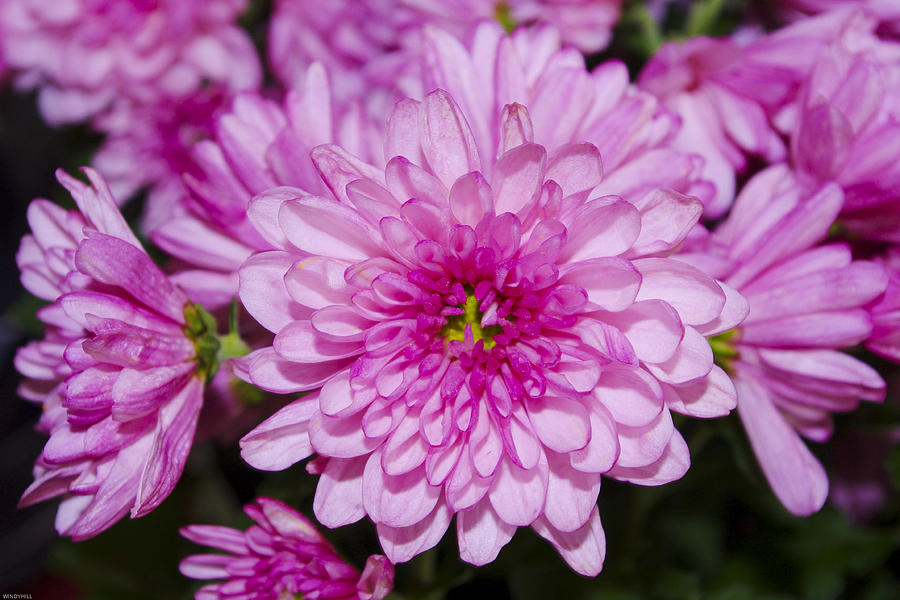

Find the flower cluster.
[{"left": 8, "top": 1, "right": 900, "bottom": 597}]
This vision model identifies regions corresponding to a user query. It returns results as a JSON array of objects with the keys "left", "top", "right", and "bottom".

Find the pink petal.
[
  {"left": 239, "top": 251, "right": 311, "bottom": 334},
  {"left": 543, "top": 450, "right": 602, "bottom": 532},
  {"left": 376, "top": 500, "right": 453, "bottom": 563},
  {"left": 634, "top": 258, "right": 726, "bottom": 326},
  {"left": 488, "top": 454, "right": 549, "bottom": 526},
  {"left": 735, "top": 373, "right": 828, "bottom": 515},
  {"left": 532, "top": 507, "right": 606, "bottom": 576},
  {"left": 524, "top": 395, "right": 590, "bottom": 453},
  {"left": 456, "top": 499, "right": 516, "bottom": 566},
  {"left": 313, "top": 456, "right": 368, "bottom": 528},
  {"left": 364, "top": 451, "right": 441, "bottom": 528},
  {"left": 240, "top": 394, "right": 318, "bottom": 471},
  {"left": 559, "top": 197, "right": 641, "bottom": 262},
  {"left": 279, "top": 197, "right": 383, "bottom": 262},
  {"left": 419, "top": 89, "right": 481, "bottom": 190},
  {"left": 132, "top": 378, "right": 203, "bottom": 517},
  {"left": 545, "top": 143, "right": 603, "bottom": 199},
  {"left": 492, "top": 143, "right": 546, "bottom": 215}
]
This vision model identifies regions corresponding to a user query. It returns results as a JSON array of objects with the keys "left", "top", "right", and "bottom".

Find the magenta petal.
[
  {"left": 314, "top": 456, "right": 368, "bottom": 528},
  {"left": 524, "top": 395, "right": 590, "bottom": 453},
  {"left": 634, "top": 257, "right": 726, "bottom": 326},
  {"left": 608, "top": 430, "right": 690, "bottom": 486},
  {"left": 560, "top": 197, "right": 641, "bottom": 262},
  {"left": 543, "top": 450, "right": 601, "bottom": 532},
  {"left": 735, "top": 374, "right": 828, "bottom": 515},
  {"left": 132, "top": 377, "right": 203, "bottom": 517},
  {"left": 532, "top": 507, "right": 606, "bottom": 577},
  {"left": 594, "top": 366, "right": 664, "bottom": 427},
  {"left": 492, "top": 143, "right": 546, "bottom": 215},
  {"left": 376, "top": 500, "right": 453, "bottom": 564},
  {"left": 75, "top": 233, "right": 187, "bottom": 324},
  {"left": 239, "top": 251, "right": 312, "bottom": 334},
  {"left": 546, "top": 143, "right": 603, "bottom": 199},
  {"left": 357, "top": 555, "right": 395, "bottom": 600},
  {"left": 240, "top": 394, "right": 318, "bottom": 471},
  {"left": 419, "top": 89, "right": 481, "bottom": 190},
  {"left": 487, "top": 454, "right": 549, "bottom": 526},
  {"left": 364, "top": 451, "right": 441, "bottom": 528},
  {"left": 664, "top": 366, "right": 737, "bottom": 418},
  {"left": 456, "top": 499, "right": 516, "bottom": 567},
  {"left": 111, "top": 363, "right": 195, "bottom": 421},
  {"left": 279, "top": 196, "right": 383, "bottom": 262},
  {"left": 569, "top": 403, "right": 619, "bottom": 474}
]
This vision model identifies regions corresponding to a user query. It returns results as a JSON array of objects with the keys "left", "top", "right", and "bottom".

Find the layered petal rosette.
[
  {"left": 17, "top": 169, "right": 217, "bottom": 539},
  {"left": 180, "top": 497, "right": 394, "bottom": 600},
  {"left": 0, "top": 0, "right": 260, "bottom": 124},
  {"left": 682, "top": 165, "right": 888, "bottom": 515},
  {"left": 236, "top": 90, "right": 741, "bottom": 574}
]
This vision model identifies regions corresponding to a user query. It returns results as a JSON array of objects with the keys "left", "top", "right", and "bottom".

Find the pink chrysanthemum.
[
  {"left": 681, "top": 165, "right": 888, "bottom": 515},
  {"left": 0, "top": 0, "right": 260, "bottom": 124},
  {"left": 637, "top": 10, "right": 870, "bottom": 216},
  {"left": 268, "top": 0, "right": 622, "bottom": 109},
  {"left": 180, "top": 497, "right": 394, "bottom": 600},
  {"left": 780, "top": 1, "right": 900, "bottom": 36},
  {"left": 92, "top": 87, "right": 235, "bottom": 232},
  {"left": 17, "top": 169, "right": 216, "bottom": 539},
  {"left": 149, "top": 64, "right": 384, "bottom": 308},
  {"left": 235, "top": 88, "right": 743, "bottom": 574},
  {"left": 789, "top": 32, "right": 900, "bottom": 243}
]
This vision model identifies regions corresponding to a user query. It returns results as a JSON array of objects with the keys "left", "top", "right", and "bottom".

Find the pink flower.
[
  {"left": 17, "top": 169, "right": 216, "bottom": 539},
  {"left": 789, "top": 32, "right": 900, "bottom": 242},
  {"left": 268, "top": 0, "right": 622, "bottom": 109},
  {"left": 150, "top": 64, "right": 384, "bottom": 308},
  {"left": 867, "top": 249, "right": 900, "bottom": 361},
  {"left": 637, "top": 10, "right": 867, "bottom": 216},
  {"left": 180, "top": 497, "right": 394, "bottom": 600},
  {"left": 236, "top": 88, "right": 743, "bottom": 574},
  {"left": 682, "top": 165, "right": 888, "bottom": 515},
  {"left": 0, "top": 0, "right": 260, "bottom": 124},
  {"left": 92, "top": 87, "right": 234, "bottom": 232},
  {"left": 780, "top": 1, "right": 900, "bottom": 36}
]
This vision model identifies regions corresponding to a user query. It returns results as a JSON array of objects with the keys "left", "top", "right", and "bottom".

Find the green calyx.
[
  {"left": 708, "top": 329, "right": 739, "bottom": 374},
  {"left": 494, "top": 2, "right": 517, "bottom": 34},
  {"left": 183, "top": 300, "right": 253, "bottom": 385},
  {"left": 440, "top": 288, "right": 502, "bottom": 349}
]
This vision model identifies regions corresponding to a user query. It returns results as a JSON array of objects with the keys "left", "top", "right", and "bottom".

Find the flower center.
[{"left": 439, "top": 286, "right": 503, "bottom": 348}]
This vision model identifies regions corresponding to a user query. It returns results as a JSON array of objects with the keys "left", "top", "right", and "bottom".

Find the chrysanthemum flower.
[
  {"left": 789, "top": 34, "right": 900, "bottom": 242},
  {"left": 236, "top": 88, "right": 743, "bottom": 574},
  {"left": 150, "top": 64, "right": 384, "bottom": 308},
  {"left": 268, "top": 0, "right": 622, "bottom": 109},
  {"left": 681, "top": 165, "right": 888, "bottom": 515},
  {"left": 780, "top": 0, "right": 900, "bottom": 36},
  {"left": 17, "top": 169, "right": 220, "bottom": 539},
  {"left": 180, "top": 497, "right": 394, "bottom": 600},
  {"left": 637, "top": 10, "right": 868, "bottom": 217},
  {"left": 92, "top": 87, "right": 234, "bottom": 232},
  {"left": 0, "top": 0, "right": 260, "bottom": 124}
]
